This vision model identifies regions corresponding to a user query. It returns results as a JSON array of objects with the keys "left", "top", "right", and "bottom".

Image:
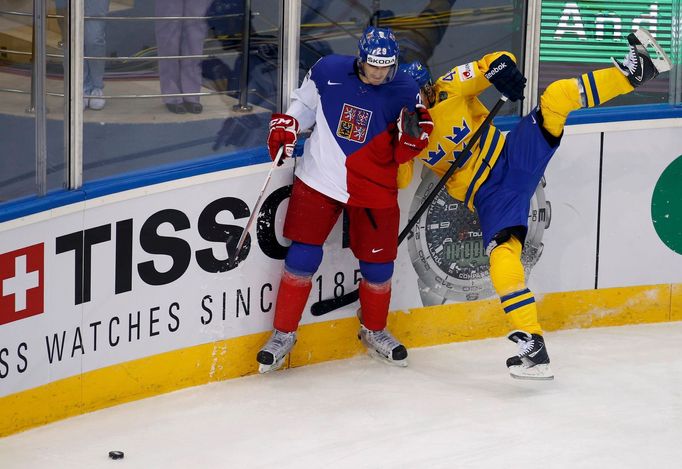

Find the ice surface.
[{"left": 1, "top": 322, "right": 681, "bottom": 468}]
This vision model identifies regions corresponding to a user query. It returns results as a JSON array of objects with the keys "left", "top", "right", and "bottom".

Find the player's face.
[
  {"left": 360, "top": 63, "right": 391, "bottom": 85},
  {"left": 419, "top": 89, "right": 430, "bottom": 107},
  {"left": 420, "top": 84, "right": 436, "bottom": 108}
]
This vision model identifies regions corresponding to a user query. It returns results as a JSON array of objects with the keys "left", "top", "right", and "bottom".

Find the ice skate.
[
  {"left": 256, "top": 330, "right": 297, "bottom": 373},
  {"left": 358, "top": 324, "right": 408, "bottom": 367},
  {"left": 506, "top": 330, "right": 554, "bottom": 380},
  {"left": 611, "top": 28, "right": 672, "bottom": 88}
]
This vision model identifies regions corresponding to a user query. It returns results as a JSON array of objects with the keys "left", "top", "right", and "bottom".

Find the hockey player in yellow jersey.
[{"left": 400, "top": 28, "right": 671, "bottom": 380}]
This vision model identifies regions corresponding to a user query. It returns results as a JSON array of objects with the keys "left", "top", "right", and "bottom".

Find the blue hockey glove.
[{"left": 484, "top": 54, "right": 526, "bottom": 102}]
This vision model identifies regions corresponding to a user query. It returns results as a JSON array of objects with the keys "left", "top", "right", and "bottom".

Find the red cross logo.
[{"left": 0, "top": 243, "right": 44, "bottom": 325}]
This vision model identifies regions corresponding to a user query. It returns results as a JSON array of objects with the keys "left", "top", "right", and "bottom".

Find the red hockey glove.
[
  {"left": 415, "top": 104, "right": 434, "bottom": 136},
  {"left": 267, "top": 113, "right": 299, "bottom": 164},
  {"left": 395, "top": 104, "right": 433, "bottom": 164}
]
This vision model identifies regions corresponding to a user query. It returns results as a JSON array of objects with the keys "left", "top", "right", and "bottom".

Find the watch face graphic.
[
  {"left": 408, "top": 168, "right": 551, "bottom": 306},
  {"left": 425, "top": 199, "right": 489, "bottom": 281}
]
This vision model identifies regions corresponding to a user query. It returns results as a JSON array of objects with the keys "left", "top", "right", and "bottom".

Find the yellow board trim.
[
  {"left": 0, "top": 283, "right": 678, "bottom": 437},
  {"left": 672, "top": 284, "right": 682, "bottom": 322}
]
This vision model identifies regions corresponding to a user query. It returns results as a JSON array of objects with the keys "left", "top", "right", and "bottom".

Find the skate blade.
[
  {"left": 635, "top": 28, "right": 672, "bottom": 73},
  {"left": 508, "top": 363, "right": 554, "bottom": 381},
  {"left": 365, "top": 348, "right": 408, "bottom": 368},
  {"left": 258, "top": 358, "right": 285, "bottom": 374}
]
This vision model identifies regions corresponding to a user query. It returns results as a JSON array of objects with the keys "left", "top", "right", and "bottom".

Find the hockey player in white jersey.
[{"left": 257, "top": 26, "right": 434, "bottom": 372}]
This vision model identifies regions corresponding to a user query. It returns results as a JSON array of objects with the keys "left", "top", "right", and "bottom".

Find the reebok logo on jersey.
[
  {"left": 0, "top": 243, "right": 44, "bottom": 325},
  {"left": 457, "top": 63, "right": 475, "bottom": 81},
  {"left": 484, "top": 62, "right": 507, "bottom": 80},
  {"left": 337, "top": 103, "right": 372, "bottom": 143}
]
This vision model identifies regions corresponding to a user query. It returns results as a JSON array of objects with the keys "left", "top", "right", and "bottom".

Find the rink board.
[{"left": 1, "top": 120, "right": 681, "bottom": 436}]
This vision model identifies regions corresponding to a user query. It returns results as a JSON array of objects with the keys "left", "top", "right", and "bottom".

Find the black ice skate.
[
  {"left": 612, "top": 28, "right": 672, "bottom": 88},
  {"left": 506, "top": 330, "right": 554, "bottom": 380},
  {"left": 256, "top": 330, "right": 297, "bottom": 373}
]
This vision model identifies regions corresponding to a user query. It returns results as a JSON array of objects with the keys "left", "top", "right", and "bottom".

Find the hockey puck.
[{"left": 108, "top": 451, "right": 124, "bottom": 460}]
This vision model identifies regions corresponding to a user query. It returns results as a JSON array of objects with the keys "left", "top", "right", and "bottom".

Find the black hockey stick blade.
[
  {"left": 310, "top": 289, "right": 359, "bottom": 316},
  {"left": 309, "top": 96, "right": 508, "bottom": 316}
]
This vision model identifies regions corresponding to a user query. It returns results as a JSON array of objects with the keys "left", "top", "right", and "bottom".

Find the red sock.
[
  {"left": 273, "top": 270, "right": 312, "bottom": 332},
  {"left": 359, "top": 280, "right": 391, "bottom": 331}
]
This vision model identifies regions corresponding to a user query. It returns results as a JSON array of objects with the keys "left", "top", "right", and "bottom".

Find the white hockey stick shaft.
[{"left": 232, "top": 146, "right": 285, "bottom": 265}]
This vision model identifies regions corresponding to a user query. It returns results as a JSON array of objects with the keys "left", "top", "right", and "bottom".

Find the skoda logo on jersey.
[{"left": 366, "top": 54, "right": 396, "bottom": 67}]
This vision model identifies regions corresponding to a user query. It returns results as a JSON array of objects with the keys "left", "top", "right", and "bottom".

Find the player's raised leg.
[
  {"left": 540, "top": 27, "right": 671, "bottom": 139},
  {"left": 612, "top": 28, "right": 672, "bottom": 88}
]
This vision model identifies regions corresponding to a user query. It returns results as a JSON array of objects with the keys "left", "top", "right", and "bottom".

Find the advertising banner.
[
  {"left": 599, "top": 126, "right": 682, "bottom": 287},
  {"left": 1, "top": 127, "right": 680, "bottom": 397},
  {"left": 540, "top": 1, "right": 674, "bottom": 64}
]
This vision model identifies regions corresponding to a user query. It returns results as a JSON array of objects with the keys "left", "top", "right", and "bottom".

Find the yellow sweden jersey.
[{"left": 416, "top": 51, "right": 512, "bottom": 210}]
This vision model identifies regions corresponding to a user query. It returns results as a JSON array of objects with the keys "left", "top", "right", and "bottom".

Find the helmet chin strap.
[{"left": 356, "top": 58, "right": 367, "bottom": 78}]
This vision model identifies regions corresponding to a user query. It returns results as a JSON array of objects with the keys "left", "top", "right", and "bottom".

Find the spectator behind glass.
[
  {"left": 208, "top": 0, "right": 457, "bottom": 154},
  {"left": 207, "top": 0, "right": 334, "bottom": 153},
  {"left": 155, "top": 0, "right": 213, "bottom": 114},
  {"left": 55, "top": 0, "right": 110, "bottom": 110}
]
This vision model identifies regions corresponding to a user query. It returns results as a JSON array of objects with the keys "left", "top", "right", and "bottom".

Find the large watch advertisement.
[
  {"left": 406, "top": 166, "right": 551, "bottom": 306},
  {"left": 1, "top": 127, "right": 680, "bottom": 401}
]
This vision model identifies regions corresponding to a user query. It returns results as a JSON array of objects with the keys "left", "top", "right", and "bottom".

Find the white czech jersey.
[{"left": 286, "top": 54, "right": 419, "bottom": 208}]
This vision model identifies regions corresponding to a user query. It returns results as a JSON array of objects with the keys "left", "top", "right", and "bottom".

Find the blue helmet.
[
  {"left": 357, "top": 26, "right": 399, "bottom": 82},
  {"left": 401, "top": 61, "right": 436, "bottom": 106},
  {"left": 401, "top": 61, "right": 432, "bottom": 88}
]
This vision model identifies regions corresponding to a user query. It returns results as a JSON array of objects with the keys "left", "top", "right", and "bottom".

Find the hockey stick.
[
  {"left": 229, "top": 146, "right": 285, "bottom": 268},
  {"left": 310, "top": 96, "right": 508, "bottom": 316}
]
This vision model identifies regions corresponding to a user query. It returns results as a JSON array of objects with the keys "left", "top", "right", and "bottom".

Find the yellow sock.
[
  {"left": 580, "top": 67, "right": 634, "bottom": 107},
  {"left": 489, "top": 236, "right": 543, "bottom": 335},
  {"left": 540, "top": 66, "right": 635, "bottom": 137}
]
